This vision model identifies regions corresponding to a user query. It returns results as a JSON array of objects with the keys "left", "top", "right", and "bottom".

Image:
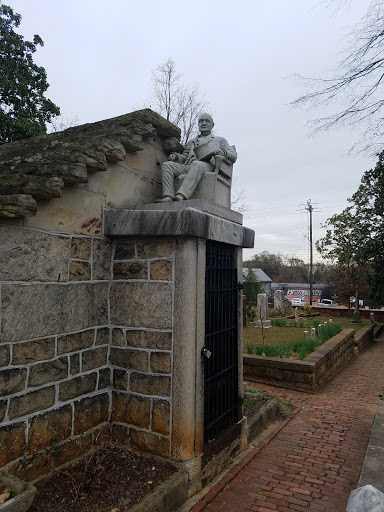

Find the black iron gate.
[{"left": 204, "top": 241, "right": 240, "bottom": 443}]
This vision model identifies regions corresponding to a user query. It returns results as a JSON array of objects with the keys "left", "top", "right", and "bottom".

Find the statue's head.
[{"left": 198, "top": 113, "right": 214, "bottom": 135}]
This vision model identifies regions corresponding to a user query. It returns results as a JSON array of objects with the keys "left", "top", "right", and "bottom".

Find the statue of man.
[{"left": 157, "top": 113, "right": 237, "bottom": 202}]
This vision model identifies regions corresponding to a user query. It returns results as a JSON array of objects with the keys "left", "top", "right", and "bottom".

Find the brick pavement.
[{"left": 192, "top": 336, "right": 384, "bottom": 511}]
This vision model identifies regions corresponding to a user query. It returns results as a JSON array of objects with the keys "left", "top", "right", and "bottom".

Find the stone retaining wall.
[{"left": 244, "top": 325, "right": 375, "bottom": 392}]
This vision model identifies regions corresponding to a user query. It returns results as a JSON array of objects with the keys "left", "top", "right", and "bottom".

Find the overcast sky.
[{"left": 7, "top": 0, "right": 375, "bottom": 263}]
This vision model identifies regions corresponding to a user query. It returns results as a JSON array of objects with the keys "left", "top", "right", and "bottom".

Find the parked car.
[
  {"left": 318, "top": 299, "right": 335, "bottom": 307},
  {"left": 291, "top": 298, "right": 305, "bottom": 306}
]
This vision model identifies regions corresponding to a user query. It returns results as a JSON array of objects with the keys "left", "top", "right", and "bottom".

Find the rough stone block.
[
  {"left": 95, "top": 327, "right": 110, "bottom": 346},
  {"left": 150, "top": 260, "right": 172, "bottom": 281},
  {"left": 111, "top": 424, "right": 129, "bottom": 445},
  {"left": 69, "top": 260, "right": 91, "bottom": 281},
  {"left": 9, "top": 387, "right": 55, "bottom": 420},
  {"left": 57, "top": 329, "right": 95, "bottom": 355},
  {"left": 150, "top": 352, "right": 171, "bottom": 374},
  {"left": 52, "top": 434, "right": 93, "bottom": 468},
  {"left": 1, "top": 283, "right": 108, "bottom": 342},
  {"left": 74, "top": 393, "right": 109, "bottom": 435},
  {"left": 110, "top": 282, "right": 172, "bottom": 329},
  {"left": 59, "top": 373, "right": 97, "bottom": 401},
  {"left": 130, "top": 373, "right": 170, "bottom": 397},
  {"left": 109, "top": 347, "right": 148, "bottom": 371},
  {"left": 0, "top": 345, "right": 10, "bottom": 367},
  {"left": 0, "top": 226, "right": 69, "bottom": 282},
  {"left": 70, "top": 353, "right": 80, "bottom": 375},
  {"left": 0, "top": 194, "right": 36, "bottom": 217},
  {"left": 82, "top": 347, "right": 108, "bottom": 372},
  {"left": 152, "top": 399, "right": 170, "bottom": 436},
  {"left": 28, "top": 358, "right": 68, "bottom": 387},
  {"left": 136, "top": 240, "right": 174, "bottom": 259},
  {"left": 112, "top": 393, "right": 150, "bottom": 428},
  {"left": 130, "top": 429, "right": 169, "bottom": 458},
  {"left": 98, "top": 368, "right": 111, "bottom": 389},
  {"left": 126, "top": 330, "right": 172, "bottom": 350},
  {"left": 71, "top": 237, "right": 91, "bottom": 260},
  {"left": 28, "top": 405, "right": 72, "bottom": 452},
  {"left": 113, "top": 261, "right": 148, "bottom": 280},
  {"left": 113, "top": 369, "right": 129, "bottom": 390},
  {"left": 93, "top": 239, "right": 112, "bottom": 280},
  {"left": 12, "top": 338, "right": 55, "bottom": 365},
  {"left": 0, "top": 401, "right": 6, "bottom": 421},
  {"left": 112, "top": 328, "right": 125, "bottom": 347},
  {"left": 114, "top": 241, "right": 135, "bottom": 260},
  {"left": 0, "top": 368, "right": 27, "bottom": 395},
  {"left": 0, "top": 422, "right": 26, "bottom": 466}
]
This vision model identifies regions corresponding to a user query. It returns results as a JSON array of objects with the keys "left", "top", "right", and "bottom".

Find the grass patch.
[{"left": 245, "top": 321, "right": 342, "bottom": 360}]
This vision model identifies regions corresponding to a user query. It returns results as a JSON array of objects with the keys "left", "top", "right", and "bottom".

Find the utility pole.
[{"left": 306, "top": 200, "right": 313, "bottom": 305}]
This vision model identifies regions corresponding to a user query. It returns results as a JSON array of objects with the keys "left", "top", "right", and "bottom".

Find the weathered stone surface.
[
  {"left": 9, "top": 452, "right": 51, "bottom": 482},
  {"left": 113, "top": 369, "right": 129, "bottom": 390},
  {"left": 0, "top": 226, "right": 70, "bottom": 282},
  {"left": 0, "top": 368, "right": 27, "bottom": 395},
  {"left": 98, "top": 368, "right": 111, "bottom": 389},
  {"left": 0, "top": 283, "right": 108, "bottom": 343},
  {"left": 109, "top": 347, "right": 148, "bottom": 371},
  {"left": 0, "top": 401, "right": 6, "bottom": 421},
  {"left": 150, "top": 260, "right": 172, "bottom": 281},
  {"left": 93, "top": 239, "right": 112, "bottom": 280},
  {"left": 0, "top": 345, "right": 10, "bottom": 367},
  {"left": 96, "top": 327, "right": 110, "bottom": 346},
  {"left": 70, "top": 353, "right": 80, "bottom": 375},
  {"left": 126, "top": 330, "right": 172, "bottom": 350},
  {"left": 71, "top": 237, "right": 91, "bottom": 260},
  {"left": 0, "top": 194, "right": 36, "bottom": 217},
  {"left": 111, "top": 424, "right": 129, "bottom": 445},
  {"left": 74, "top": 393, "right": 109, "bottom": 435},
  {"left": 81, "top": 347, "right": 108, "bottom": 372},
  {"left": 28, "top": 405, "right": 72, "bottom": 452},
  {"left": 150, "top": 352, "right": 171, "bottom": 374},
  {"left": 51, "top": 434, "right": 93, "bottom": 468},
  {"left": 1, "top": 162, "right": 88, "bottom": 184},
  {"left": 110, "top": 282, "right": 172, "bottom": 329},
  {"left": 162, "top": 137, "right": 183, "bottom": 154},
  {"left": 136, "top": 240, "right": 174, "bottom": 259},
  {"left": 105, "top": 209, "right": 255, "bottom": 248},
  {"left": 113, "top": 261, "right": 148, "bottom": 280},
  {"left": 12, "top": 338, "right": 55, "bottom": 365},
  {"left": 57, "top": 329, "right": 95, "bottom": 354},
  {"left": 8, "top": 387, "right": 55, "bottom": 420},
  {"left": 130, "top": 373, "right": 170, "bottom": 397},
  {"left": 29, "top": 358, "right": 68, "bottom": 387},
  {"left": 0, "top": 174, "right": 64, "bottom": 198},
  {"left": 112, "top": 393, "right": 150, "bottom": 428},
  {"left": 112, "top": 328, "right": 125, "bottom": 347},
  {"left": 152, "top": 399, "right": 170, "bottom": 435},
  {"left": 24, "top": 186, "right": 104, "bottom": 236},
  {"left": 347, "top": 485, "right": 384, "bottom": 512},
  {"left": 69, "top": 260, "right": 91, "bottom": 281},
  {"left": 59, "top": 373, "right": 97, "bottom": 401},
  {"left": 114, "top": 241, "right": 135, "bottom": 260},
  {"left": 100, "top": 139, "right": 126, "bottom": 162},
  {"left": 0, "top": 422, "right": 26, "bottom": 466},
  {"left": 130, "top": 429, "right": 169, "bottom": 458}
]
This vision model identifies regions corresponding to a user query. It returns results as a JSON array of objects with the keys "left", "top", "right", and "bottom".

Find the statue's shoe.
[
  {"left": 155, "top": 196, "right": 174, "bottom": 203},
  {"left": 174, "top": 194, "right": 186, "bottom": 201}
]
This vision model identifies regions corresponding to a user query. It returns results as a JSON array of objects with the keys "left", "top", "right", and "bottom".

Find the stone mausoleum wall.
[{"left": 0, "top": 110, "right": 181, "bottom": 480}]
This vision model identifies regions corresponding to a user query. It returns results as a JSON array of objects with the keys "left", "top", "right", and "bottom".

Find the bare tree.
[
  {"left": 292, "top": 0, "right": 384, "bottom": 154},
  {"left": 149, "top": 58, "right": 208, "bottom": 144},
  {"left": 49, "top": 115, "right": 79, "bottom": 133}
]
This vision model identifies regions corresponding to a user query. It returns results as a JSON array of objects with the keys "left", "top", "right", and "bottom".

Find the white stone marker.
[{"left": 256, "top": 293, "right": 271, "bottom": 328}]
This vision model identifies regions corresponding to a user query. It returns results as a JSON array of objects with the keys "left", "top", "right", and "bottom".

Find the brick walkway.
[{"left": 193, "top": 335, "right": 384, "bottom": 512}]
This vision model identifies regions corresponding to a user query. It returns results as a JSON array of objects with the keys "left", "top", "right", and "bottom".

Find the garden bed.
[{"left": 28, "top": 446, "right": 187, "bottom": 512}]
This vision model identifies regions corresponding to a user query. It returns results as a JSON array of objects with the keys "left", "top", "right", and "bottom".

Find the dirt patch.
[{"left": 29, "top": 445, "right": 176, "bottom": 512}]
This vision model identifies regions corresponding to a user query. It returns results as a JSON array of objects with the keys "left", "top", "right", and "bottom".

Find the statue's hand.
[
  {"left": 214, "top": 149, "right": 227, "bottom": 157},
  {"left": 168, "top": 153, "right": 178, "bottom": 162}
]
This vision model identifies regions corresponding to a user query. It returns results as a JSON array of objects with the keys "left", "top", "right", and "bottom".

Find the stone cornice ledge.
[{"left": 104, "top": 207, "right": 255, "bottom": 248}]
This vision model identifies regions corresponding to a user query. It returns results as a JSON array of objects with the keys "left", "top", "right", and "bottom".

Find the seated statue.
[{"left": 157, "top": 113, "right": 237, "bottom": 202}]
